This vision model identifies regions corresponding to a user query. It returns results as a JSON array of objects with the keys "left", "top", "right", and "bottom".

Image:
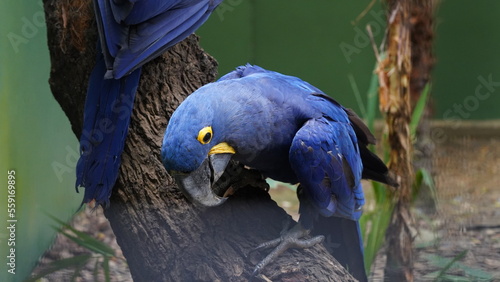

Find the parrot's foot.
[{"left": 250, "top": 223, "right": 324, "bottom": 276}]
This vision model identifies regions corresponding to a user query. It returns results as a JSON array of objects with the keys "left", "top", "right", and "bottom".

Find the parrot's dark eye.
[
  {"left": 203, "top": 132, "right": 212, "bottom": 143},
  {"left": 197, "top": 126, "right": 213, "bottom": 144}
]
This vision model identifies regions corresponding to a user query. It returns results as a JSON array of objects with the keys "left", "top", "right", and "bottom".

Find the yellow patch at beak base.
[{"left": 209, "top": 142, "right": 235, "bottom": 155}]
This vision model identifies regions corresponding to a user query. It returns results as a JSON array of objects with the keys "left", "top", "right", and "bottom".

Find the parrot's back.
[
  {"left": 192, "top": 65, "right": 347, "bottom": 180},
  {"left": 211, "top": 64, "right": 396, "bottom": 188},
  {"left": 199, "top": 65, "right": 342, "bottom": 182}
]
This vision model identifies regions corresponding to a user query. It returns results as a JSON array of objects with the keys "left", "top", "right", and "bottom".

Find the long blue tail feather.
[
  {"left": 76, "top": 51, "right": 141, "bottom": 207},
  {"left": 312, "top": 216, "right": 367, "bottom": 282}
]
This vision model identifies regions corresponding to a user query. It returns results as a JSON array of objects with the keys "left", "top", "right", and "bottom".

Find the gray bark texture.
[{"left": 43, "top": 1, "right": 357, "bottom": 281}]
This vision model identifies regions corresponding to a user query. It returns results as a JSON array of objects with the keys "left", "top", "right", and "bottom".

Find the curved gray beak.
[{"left": 171, "top": 153, "right": 232, "bottom": 207}]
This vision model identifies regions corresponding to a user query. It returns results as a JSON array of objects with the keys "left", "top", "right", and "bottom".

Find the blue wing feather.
[
  {"left": 290, "top": 116, "right": 364, "bottom": 221},
  {"left": 116, "top": 2, "right": 210, "bottom": 74},
  {"left": 94, "top": 0, "right": 222, "bottom": 78},
  {"left": 93, "top": 0, "right": 123, "bottom": 70},
  {"left": 290, "top": 114, "right": 366, "bottom": 281},
  {"left": 110, "top": 1, "right": 178, "bottom": 25}
]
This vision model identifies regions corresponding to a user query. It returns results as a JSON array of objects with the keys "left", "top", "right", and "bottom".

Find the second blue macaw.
[
  {"left": 76, "top": 0, "right": 222, "bottom": 207},
  {"left": 161, "top": 64, "right": 398, "bottom": 280}
]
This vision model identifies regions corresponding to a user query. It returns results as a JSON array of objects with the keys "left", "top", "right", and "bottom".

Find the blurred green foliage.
[
  {"left": 423, "top": 251, "right": 493, "bottom": 281},
  {"left": 353, "top": 65, "right": 393, "bottom": 274},
  {"left": 354, "top": 66, "right": 435, "bottom": 274},
  {"left": 0, "top": 1, "right": 82, "bottom": 281},
  {"left": 26, "top": 214, "right": 119, "bottom": 282}
]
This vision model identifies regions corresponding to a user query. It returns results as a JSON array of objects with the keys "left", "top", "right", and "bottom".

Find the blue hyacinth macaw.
[
  {"left": 161, "top": 64, "right": 398, "bottom": 280},
  {"left": 76, "top": 0, "right": 222, "bottom": 207}
]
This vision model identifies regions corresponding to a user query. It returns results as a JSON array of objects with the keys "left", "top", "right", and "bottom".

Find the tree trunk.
[
  {"left": 410, "top": 0, "right": 437, "bottom": 214},
  {"left": 43, "top": 1, "right": 357, "bottom": 281},
  {"left": 377, "top": 0, "right": 416, "bottom": 281}
]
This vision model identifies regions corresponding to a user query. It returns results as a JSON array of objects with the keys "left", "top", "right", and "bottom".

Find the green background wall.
[
  {"left": 0, "top": 1, "right": 82, "bottom": 281},
  {"left": 198, "top": 0, "right": 500, "bottom": 120}
]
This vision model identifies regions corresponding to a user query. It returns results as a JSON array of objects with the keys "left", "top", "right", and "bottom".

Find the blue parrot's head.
[{"left": 161, "top": 87, "right": 236, "bottom": 207}]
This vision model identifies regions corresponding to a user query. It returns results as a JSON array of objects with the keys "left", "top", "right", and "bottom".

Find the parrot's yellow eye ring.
[{"left": 197, "top": 126, "right": 213, "bottom": 144}]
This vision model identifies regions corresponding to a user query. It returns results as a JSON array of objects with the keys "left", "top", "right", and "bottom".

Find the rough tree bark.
[
  {"left": 377, "top": 0, "right": 417, "bottom": 281},
  {"left": 378, "top": 1, "right": 436, "bottom": 280},
  {"left": 410, "top": 0, "right": 436, "bottom": 214},
  {"left": 43, "top": 1, "right": 357, "bottom": 281}
]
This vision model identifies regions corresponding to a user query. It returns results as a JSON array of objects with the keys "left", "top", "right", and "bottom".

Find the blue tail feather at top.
[
  {"left": 76, "top": 52, "right": 141, "bottom": 207},
  {"left": 95, "top": 0, "right": 223, "bottom": 79}
]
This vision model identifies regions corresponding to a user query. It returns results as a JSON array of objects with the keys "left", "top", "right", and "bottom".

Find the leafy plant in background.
[
  {"left": 351, "top": 67, "right": 435, "bottom": 274},
  {"left": 422, "top": 251, "right": 493, "bottom": 281},
  {"left": 27, "top": 214, "right": 121, "bottom": 282},
  {"left": 351, "top": 67, "right": 393, "bottom": 274},
  {"left": 354, "top": 72, "right": 496, "bottom": 280},
  {"left": 409, "top": 83, "right": 438, "bottom": 205}
]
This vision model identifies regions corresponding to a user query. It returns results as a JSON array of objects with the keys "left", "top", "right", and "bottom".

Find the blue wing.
[
  {"left": 289, "top": 114, "right": 367, "bottom": 281},
  {"left": 94, "top": 0, "right": 222, "bottom": 78},
  {"left": 289, "top": 116, "right": 364, "bottom": 221}
]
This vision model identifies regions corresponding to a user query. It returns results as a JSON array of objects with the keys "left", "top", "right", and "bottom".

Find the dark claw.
[{"left": 250, "top": 223, "right": 324, "bottom": 276}]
